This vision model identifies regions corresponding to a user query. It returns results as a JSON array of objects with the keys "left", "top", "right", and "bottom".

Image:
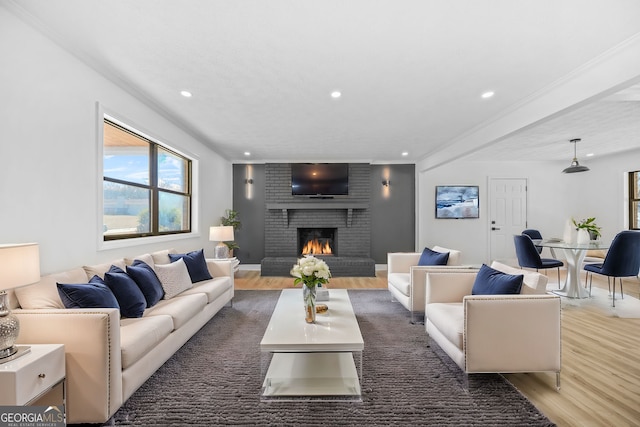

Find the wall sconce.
[
  {"left": 244, "top": 165, "right": 254, "bottom": 200},
  {"left": 382, "top": 179, "right": 390, "bottom": 187}
]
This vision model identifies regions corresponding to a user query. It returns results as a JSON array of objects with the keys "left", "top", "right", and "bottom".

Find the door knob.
[{"left": 492, "top": 227, "right": 501, "bottom": 231}]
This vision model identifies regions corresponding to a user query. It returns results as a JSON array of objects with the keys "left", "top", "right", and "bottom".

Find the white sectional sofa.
[
  {"left": 425, "top": 261, "right": 561, "bottom": 389},
  {"left": 8, "top": 249, "right": 234, "bottom": 424}
]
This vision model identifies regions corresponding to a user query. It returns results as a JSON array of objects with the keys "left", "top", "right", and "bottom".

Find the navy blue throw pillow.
[
  {"left": 104, "top": 265, "right": 147, "bottom": 318},
  {"left": 472, "top": 264, "right": 524, "bottom": 295},
  {"left": 57, "top": 275, "right": 120, "bottom": 309},
  {"left": 127, "top": 260, "right": 164, "bottom": 308},
  {"left": 417, "top": 247, "right": 450, "bottom": 266},
  {"left": 168, "top": 249, "right": 212, "bottom": 283}
]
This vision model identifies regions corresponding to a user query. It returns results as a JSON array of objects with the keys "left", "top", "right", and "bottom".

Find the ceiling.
[{"left": 4, "top": 0, "right": 640, "bottom": 165}]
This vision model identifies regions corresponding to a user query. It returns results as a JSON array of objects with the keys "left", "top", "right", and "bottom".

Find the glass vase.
[{"left": 303, "top": 284, "right": 317, "bottom": 324}]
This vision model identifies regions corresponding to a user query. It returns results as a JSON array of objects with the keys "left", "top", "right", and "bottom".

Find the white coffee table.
[{"left": 260, "top": 289, "right": 364, "bottom": 401}]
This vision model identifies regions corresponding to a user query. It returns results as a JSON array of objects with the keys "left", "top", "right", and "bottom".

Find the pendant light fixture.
[{"left": 562, "top": 138, "right": 590, "bottom": 173}]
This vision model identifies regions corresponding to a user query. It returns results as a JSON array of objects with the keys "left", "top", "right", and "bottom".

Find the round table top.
[{"left": 533, "top": 238, "right": 610, "bottom": 250}]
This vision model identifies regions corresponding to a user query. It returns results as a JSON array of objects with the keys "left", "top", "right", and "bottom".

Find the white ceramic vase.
[{"left": 576, "top": 229, "right": 591, "bottom": 244}]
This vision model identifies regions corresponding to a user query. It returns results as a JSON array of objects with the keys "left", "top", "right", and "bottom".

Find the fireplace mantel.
[{"left": 266, "top": 202, "right": 369, "bottom": 227}]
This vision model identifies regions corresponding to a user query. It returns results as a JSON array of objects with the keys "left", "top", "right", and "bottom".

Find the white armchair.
[
  {"left": 387, "top": 246, "right": 466, "bottom": 322},
  {"left": 425, "top": 264, "right": 561, "bottom": 390}
]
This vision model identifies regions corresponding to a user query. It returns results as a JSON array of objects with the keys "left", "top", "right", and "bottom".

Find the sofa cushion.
[
  {"left": 144, "top": 293, "right": 207, "bottom": 330},
  {"left": 120, "top": 315, "right": 173, "bottom": 369},
  {"left": 126, "top": 260, "right": 164, "bottom": 307},
  {"left": 472, "top": 264, "right": 523, "bottom": 295},
  {"left": 432, "top": 246, "right": 461, "bottom": 265},
  {"left": 15, "top": 267, "right": 88, "bottom": 309},
  {"left": 489, "top": 261, "right": 548, "bottom": 294},
  {"left": 418, "top": 247, "right": 449, "bottom": 266},
  {"left": 168, "top": 249, "right": 213, "bottom": 283},
  {"left": 427, "top": 303, "right": 464, "bottom": 350},
  {"left": 83, "top": 259, "right": 127, "bottom": 280},
  {"left": 125, "top": 253, "right": 155, "bottom": 269},
  {"left": 104, "top": 266, "right": 147, "bottom": 318},
  {"left": 179, "top": 277, "right": 232, "bottom": 303},
  {"left": 387, "top": 273, "right": 411, "bottom": 296},
  {"left": 151, "top": 249, "right": 176, "bottom": 266},
  {"left": 154, "top": 258, "right": 193, "bottom": 299},
  {"left": 57, "top": 276, "right": 120, "bottom": 309}
]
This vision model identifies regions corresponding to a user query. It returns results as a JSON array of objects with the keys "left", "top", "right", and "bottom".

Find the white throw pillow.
[{"left": 154, "top": 258, "right": 193, "bottom": 299}]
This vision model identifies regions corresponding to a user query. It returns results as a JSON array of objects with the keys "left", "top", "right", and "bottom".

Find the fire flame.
[{"left": 301, "top": 238, "right": 333, "bottom": 255}]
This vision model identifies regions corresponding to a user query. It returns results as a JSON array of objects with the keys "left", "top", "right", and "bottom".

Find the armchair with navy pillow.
[
  {"left": 387, "top": 246, "right": 468, "bottom": 322},
  {"left": 425, "top": 262, "right": 561, "bottom": 389}
]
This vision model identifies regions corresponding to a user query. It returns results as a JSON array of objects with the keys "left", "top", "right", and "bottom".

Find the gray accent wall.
[
  {"left": 370, "top": 164, "right": 416, "bottom": 261},
  {"left": 232, "top": 163, "right": 414, "bottom": 264},
  {"left": 232, "top": 164, "right": 266, "bottom": 263}
]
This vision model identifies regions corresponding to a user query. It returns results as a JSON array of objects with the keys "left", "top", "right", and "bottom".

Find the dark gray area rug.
[{"left": 101, "top": 290, "right": 554, "bottom": 426}]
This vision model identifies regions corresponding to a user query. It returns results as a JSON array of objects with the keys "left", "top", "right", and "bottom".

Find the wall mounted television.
[
  {"left": 435, "top": 185, "right": 479, "bottom": 219},
  {"left": 291, "top": 163, "right": 349, "bottom": 197}
]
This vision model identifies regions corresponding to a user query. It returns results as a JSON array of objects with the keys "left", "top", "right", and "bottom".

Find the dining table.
[{"left": 534, "top": 239, "right": 610, "bottom": 299}]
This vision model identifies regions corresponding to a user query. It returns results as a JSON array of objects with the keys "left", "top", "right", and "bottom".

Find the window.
[
  {"left": 630, "top": 171, "right": 640, "bottom": 230},
  {"left": 103, "top": 119, "right": 192, "bottom": 240}
]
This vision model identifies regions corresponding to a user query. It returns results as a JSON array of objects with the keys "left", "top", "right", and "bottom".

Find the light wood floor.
[{"left": 234, "top": 269, "right": 640, "bottom": 427}]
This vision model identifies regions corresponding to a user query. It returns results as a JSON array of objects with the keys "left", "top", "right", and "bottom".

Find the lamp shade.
[
  {"left": 0, "top": 243, "right": 40, "bottom": 291},
  {"left": 209, "top": 226, "right": 234, "bottom": 242}
]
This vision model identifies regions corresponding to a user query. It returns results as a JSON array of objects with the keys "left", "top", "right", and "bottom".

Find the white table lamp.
[
  {"left": 0, "top": 243, "right": 40, "bottom": 361},
  {"left": 209, "top": 226, "right": 234, "bottom": 259}
]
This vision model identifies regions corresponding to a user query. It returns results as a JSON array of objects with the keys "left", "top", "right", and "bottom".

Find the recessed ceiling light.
[
  {"left": 586, "top": 153, "right": 595, "bottom": 157},
  {"left": 180, "top": 90, "right": 192, "bottom": 98},
  {"left": 481, "top": 91, "right": 494, "bottom": 99},
  {"left": 331, "top": 91, "right": 342, "bottom": 99},
  {"left": 401, "top": 151, "right": 409, "bottom": 156},
  {"left": 244, "top": 151, "right": 251, "bottom": 156}
]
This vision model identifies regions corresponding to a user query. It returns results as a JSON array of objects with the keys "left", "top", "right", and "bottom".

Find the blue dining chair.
[
  {"left": 522, "top": 229, "right": 543, "bottom": 254},
  {"left": 584, "top": 230, "right": 640, "bottom": 307},
  {"left": 522, "top": 228, "right": 559, "bottom": 259},
  {"left": 514, "top": 234, "right": 564, "bottom": 289}
]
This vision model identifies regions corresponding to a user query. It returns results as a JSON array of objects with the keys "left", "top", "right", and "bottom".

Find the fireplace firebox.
[{"left": 298, "top": 228, "right": 336, "bottom": 256}]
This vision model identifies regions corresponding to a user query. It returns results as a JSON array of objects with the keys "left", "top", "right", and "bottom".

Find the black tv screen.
[{"left": 291, "top": 163, "right": 349, "bottom": 196}]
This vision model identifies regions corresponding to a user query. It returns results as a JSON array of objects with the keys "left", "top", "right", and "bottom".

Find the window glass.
[
  {"left": 630, "top": 171, "right": 640, "bottom": 230},
  {"left": 158, "top": 192, "right": 190, "bottom": 232},
  {"left": 103, "top": 118, "right": 192, "bottom": 240},
  {"left": 158, "top": 146, "right": 187, "bottom": 192},
  {"left": 103, "top": 122, "right": 149, "bottom": 185},
  {"left": 103, "top": 182, "right": 151, "bottom": 236}
]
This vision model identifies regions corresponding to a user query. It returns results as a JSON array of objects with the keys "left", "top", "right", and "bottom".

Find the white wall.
[
  {"left": 417, "top": 149, "right": 640, "bottom": 265},
  {"left": 0, "top": 9, "right": 232, "bottom": 274}
]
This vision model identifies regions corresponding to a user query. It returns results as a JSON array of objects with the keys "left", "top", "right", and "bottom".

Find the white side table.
[
  {"left": 227, "top": 257, "right": 240, "bottom": 273},
  {"left": 0, "top": 344, "right": 65, "bottom": 406}
]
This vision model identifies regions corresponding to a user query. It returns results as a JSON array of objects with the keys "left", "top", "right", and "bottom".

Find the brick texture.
[{"left": 264, "top": 163, "right": 371, "bottom": 257}]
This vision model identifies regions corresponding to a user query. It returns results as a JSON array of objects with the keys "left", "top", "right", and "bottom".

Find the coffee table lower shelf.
[{"left": 261, "top": 352, "right": 362, "bottom": 401}]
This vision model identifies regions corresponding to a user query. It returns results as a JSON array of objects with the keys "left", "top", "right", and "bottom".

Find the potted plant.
[
  {"left": 220, "top": 209, "right": 241, "bottom": 256},
  {"left": 572, "top": 217, "right": 601, "bottom": 240}
]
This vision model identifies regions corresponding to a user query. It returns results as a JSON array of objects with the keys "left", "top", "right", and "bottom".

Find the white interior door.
[{"left": 489, "top": 178, "right": 528, "bottom": 263}]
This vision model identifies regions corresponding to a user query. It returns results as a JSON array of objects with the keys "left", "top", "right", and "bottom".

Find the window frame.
[
  {"left": 99, "top": 110, "right": 197, "bottom": 249},
  {"left": 629, "top": 170, "right": 640, "bottom": 230}
]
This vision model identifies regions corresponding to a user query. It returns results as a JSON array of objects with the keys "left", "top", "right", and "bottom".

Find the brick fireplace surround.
[{"left": 260, "top": 163, "right": 376, "bottom": 277}]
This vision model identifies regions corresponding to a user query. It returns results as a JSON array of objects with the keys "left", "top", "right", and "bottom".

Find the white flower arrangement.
[{"left": 290, "top": 255, "right": 331, "bottom": 288}]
